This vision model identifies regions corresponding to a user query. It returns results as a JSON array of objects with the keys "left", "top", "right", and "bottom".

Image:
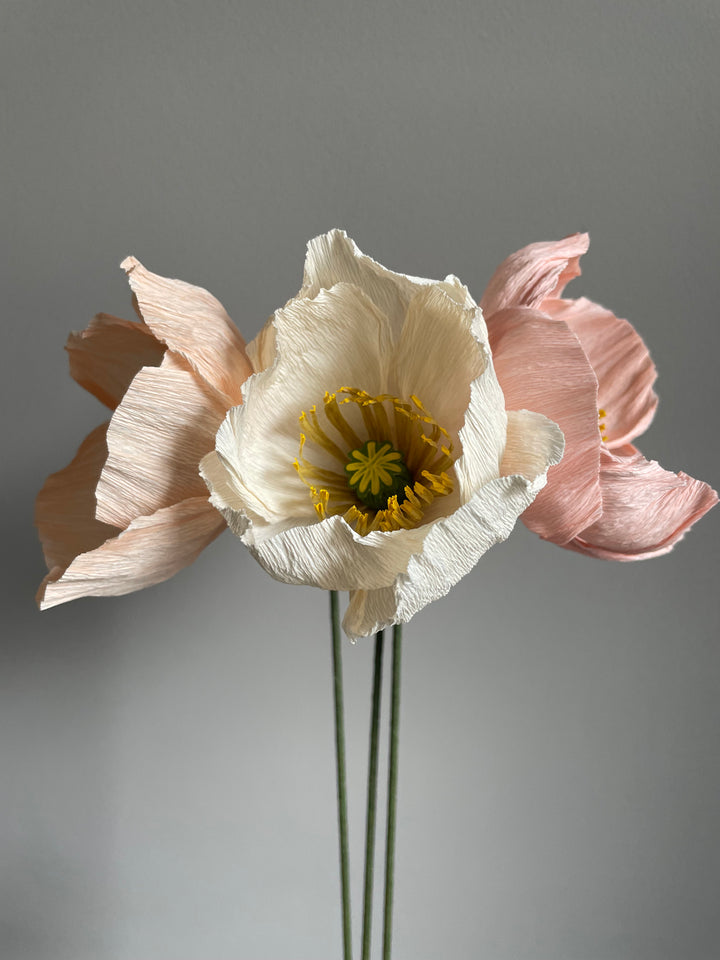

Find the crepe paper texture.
[
  {"left": 482, "top": 235, "right": 717, "bottom": 558},
  {"left": 35, "top": 259, "right": 253, "bottom": 608},
  {"left": 36, "top": 231, "right": 716, "bottom": 630},
  {"left": 202, "top": 231, "right": 564, "bottom": 638}
]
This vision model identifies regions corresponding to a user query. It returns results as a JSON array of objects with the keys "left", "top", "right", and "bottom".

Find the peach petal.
[
  {"left": 66, "top": 313, "right": 165, "bottom": 409},
  {"left": 488, "top": 306, "right": 602, "bottom": 542},
  {"left": 121, "top": 256, "right": 253, "bottom": 405},
  {"left": 480, "top": 233, "right": 589, "bottom": 316},
  {"left": 567, "top": 446, "right": 718, "bottom": 560},
  {"left": 35, "top": 423, "right": 120, "bottom": 572},
  {"left": 544, "top": 297, "right": 658, "bottom": 447},
  {"left": 37, "top": 497, "right": 226, "bottom": 609},
  {"left": 96, "top": 352, "right": 229, "bottom": 528}
]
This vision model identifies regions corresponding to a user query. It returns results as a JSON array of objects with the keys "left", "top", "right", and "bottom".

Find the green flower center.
[
  {"left": 345, "top": 440, "right": 413, "bottom": 511},
  {"left": 294, "top": 388, "right": 455, "bottom": 537}
]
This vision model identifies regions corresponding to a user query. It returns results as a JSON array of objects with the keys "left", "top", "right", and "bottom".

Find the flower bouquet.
[{"left": 35, "top": 231, "right": 716, "bottom": 958}]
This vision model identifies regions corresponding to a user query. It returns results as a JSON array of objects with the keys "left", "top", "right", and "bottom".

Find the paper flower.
[
  {"left": 201, "top": 231, "right": 565, "bottom": 639},
  {"left": 35, "top": 259, "right": 253, "bottom": 608},
  {"left": 482, "top": 235, "right": 717, "bottom": 558}
]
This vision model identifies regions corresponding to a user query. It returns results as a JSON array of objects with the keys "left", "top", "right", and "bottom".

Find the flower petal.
[
  {"left": 488, "top": 306, "right": 602, "bottom": 542},
  {"left": 302, "top": 229, "right": 431, "bottom": 337},
  {"left": 244, "top": 515, "right": 429, "bottom": 593},
  {"left": 37, "top": 498, "right": 225, "bottom": 610},
  {"left": 204, "top": 283, "right": 396, "bottom": 525},
  {"left": 35, "top": 423, "right": 119, "bottom": 572},
  {"left": 66, "top": 314, "right": 165, "bottom": 409},
  {"left": 393, "top": 286, "right": 509, "bottom": 504},
  {"left": 480, "top": 234, "right": 590, "bottom": 316},
  {"left": 391, "top": 285, "right": 485, "bottom": 446},
  {"left": 543, "top": 296, "right": 658, "bottom": 447},
  {"left": 343, "top": 466, "right": 556, "bottom": 639},
  {"left": 568, "top": 446, "right": 718, "bottom": 560},
  {"left": 96, "top": 352, "right": 228, "bottom": 528},
  {"left": 501, "top": 409, "right": 565, "bottom": 482},
  {"left": 121, "top": 256, "right": 253, "bottom": 405},
  {"left": 454, "top": 345, "right": 509, "bottom": 502}
]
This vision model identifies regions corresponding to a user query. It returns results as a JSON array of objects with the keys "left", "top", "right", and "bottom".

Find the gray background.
[{"left": 2, "top": 1, "right": 719, "bottom": 958}]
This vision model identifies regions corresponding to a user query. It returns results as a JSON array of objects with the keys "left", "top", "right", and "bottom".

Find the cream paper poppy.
[{"left": 201, "top": 231, "right": 565, "bottom": 639}]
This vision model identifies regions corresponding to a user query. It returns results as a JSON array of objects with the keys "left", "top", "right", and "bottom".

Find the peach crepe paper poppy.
[
  {"left": 35, "top": 259, "right": 253, "bottom": 608},
  {"left": 482, "top": 235, "right": 717, "bottom": 558}
]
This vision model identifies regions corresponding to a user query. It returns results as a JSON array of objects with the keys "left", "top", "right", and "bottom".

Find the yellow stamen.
[{"left": 296, "top": 388, "right": 456, "bottom": 536}]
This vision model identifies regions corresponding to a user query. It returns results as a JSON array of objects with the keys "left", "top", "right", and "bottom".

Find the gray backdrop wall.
[{"left": 2, "top": 2, "right": 718, "bottom": 958}]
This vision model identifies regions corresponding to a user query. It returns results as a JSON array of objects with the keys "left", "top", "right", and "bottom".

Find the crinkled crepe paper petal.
[
  {"left": 567, "top": 446, "right": 718, "bottom": 560},
  {"left": 543, "top": 296, "right": 659, "bottom": 448},
  {"left": 96, "top": 352, "right": 228, "bottom": 528},
  {"left": 391, "top": 285, "right": 485, "bottom": 447},
  {"left": 392, "top": 282, "right": 509, "bottom": 507},
  {"left": 122, "top": 256, "right": 253, "bottom": 406},
  {"left": 301, "top": 229, "right": 437, "bottom": 338},
  {"left": 245, "top": 516, "right": 429, "bottom": 592},
  {"left": 343, "top": 427, "right": 563, "bottom": 640},
  {"left": 240, "top": 407, "right": 562, "bottom": 625},
  {"left": 37, "top": 498, "right": 225, "bottom": 609},
  {"left": 480, "top": 233, "right": 590, "bottom": 316},
  {"left": 488, "top": 305, "right": 602, "bottom": 542},
  {"left": 454, "top": 341, "right": 509, "bottom": 503},
  {"left": 501, "top": 409, "right": 566, "bottom": 482},
  {"left": 66, "top": 313, "right": 165, "bottom": 409},
  {"left": 35, "top": 422, "right": 120, "bottom": 572},
  {"left": 203, "top": 283, "right": 396, "bottom": 525},
  {"left": 246, "top": 319, "right": 277, "bottom": 375}
]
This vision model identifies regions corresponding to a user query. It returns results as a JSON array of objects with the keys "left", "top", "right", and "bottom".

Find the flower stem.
[
  {"left": 361, "top": 630, "right": 385, "bottom": 960},
  {"left": 382, "top": 623, "right": 403, "bottom": 960},
  {"left": 330, "top": 591, "right": 353, "bottom": 960}
]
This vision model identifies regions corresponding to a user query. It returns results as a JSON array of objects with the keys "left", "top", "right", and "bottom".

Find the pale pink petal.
[
  {"left": 480, "top": 234, "right": 589, "bottom": 316},
  {"left": 96, "top": 352, "right": 229, "bottom": 528},
  {"left": 544, "top": 297, "right": 658, "bottom": 446},
  {"left": 37, "top": 498, "right": 226, "bottom": 609},
  {"left": 35, "top": 423, "right": 119, "bottom": 572},
  {"left": 567, "top": 446, "right": 718, "bottom": 560},
  {"left": 66, "top": 313, "right": 165, "bottom": 409},
  {"left": 488, "top": 306, "right": 602, "bottom": 543},
  {"left": 121, "top": 256, "right": 253, "bottom": 405}
]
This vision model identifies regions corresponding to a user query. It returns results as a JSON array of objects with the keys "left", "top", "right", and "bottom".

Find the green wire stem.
[
  {"left": 361, "top": 630, "right": 385, "bottom": 960},
  {"left": 330, "top": 591, "right": 353, "bottom": 960},
  {"left": 382, "top": 623, "right": 403, "bottom": 960}
]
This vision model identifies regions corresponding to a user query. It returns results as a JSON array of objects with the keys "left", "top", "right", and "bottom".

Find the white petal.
[
  {"left": 344, "top": 586, "right": 397, "bottom": 639},
  {"left": 200, "top": 443, "right": 259, "bottom": 535},
  {"left": 501, "top": 409, "right": 565, "bottom": 482},
  {"left": 391, "top": 285, "right": 485, "bottom": 444},
  {"left": 246, "top": 318, "right": 277, "bottom": 374},
  {"left": 343, "top": 469, "right": 552, "bottom": 640},
  {"left": 205, "top": 283, "right": 395, "bottom": 525},
  {"left": 301, "top": 229, "right": 431, "bottom": 337},
  {"left": 246, "top": 514, "right": 429, "bottom": 591},
  {"left": 454, "top": 340, "right": 509, "bottom": 503}
]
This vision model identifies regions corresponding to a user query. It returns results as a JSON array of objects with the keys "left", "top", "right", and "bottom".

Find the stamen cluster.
[{"left": 295, "top": 387, "right": 454, "bottom": 535}]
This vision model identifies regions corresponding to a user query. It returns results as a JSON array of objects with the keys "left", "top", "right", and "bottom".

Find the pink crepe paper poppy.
[
  {"left": 35, "top": 258, "right": 253, "bottom": 608},
  {"left": 483, "top": 234, "right": 717, "bottom": 559}
]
